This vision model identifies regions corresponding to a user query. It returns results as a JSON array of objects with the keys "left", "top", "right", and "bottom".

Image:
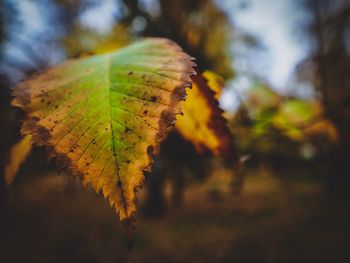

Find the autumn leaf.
[
  {"left": 4, "top": 134, "right": 33, "bottom": 186},
  {"left": 175, "top": 72, "right": 235, "bottom": 159},
  {"left": 202, "top": 71, "right": 225, "bottom": 100},
  {"left": 12, "top": 38, "right": 196, "bottom": 232}
]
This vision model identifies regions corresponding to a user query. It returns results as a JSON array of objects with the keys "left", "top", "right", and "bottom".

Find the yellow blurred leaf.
[
  {"left": 4, "top": 134, "right": 32, "bottom": 186},
  {"left": 175, "top": 74, "right": 235, "bottom": 158},
  {"left": 202, "top": 71, "right": 225, "bottom": 99}
]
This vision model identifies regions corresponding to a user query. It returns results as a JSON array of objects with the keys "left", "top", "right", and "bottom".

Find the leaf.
[
  {"left": 4, "top": 134, "right": 33, "bottom": 186},
  {"left": 175, "top": 73, "right": 235, "bottom": 159},
  {"left": 12, "top": 38, "right": 196, "bottom": 229},
  {"left": 202, "top": 71, "right": 225, "bottom": 100}
]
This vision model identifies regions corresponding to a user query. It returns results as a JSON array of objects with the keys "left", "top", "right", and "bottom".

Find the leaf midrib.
[{"left": 106, "top": 53, "right": 129, "bottom": 218}]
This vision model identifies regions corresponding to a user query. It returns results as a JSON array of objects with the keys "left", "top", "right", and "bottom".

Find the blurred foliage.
[
  {"left": 58, "top": 0, "right": 234, "bottom": 78},
  {"left": 273, "top": 100, "right": 338, "bottom": 143},
  {"left": 157, "top": 0, "right": 234, "bottom": 79},
  {"left": 230, "top": 84, "right": 338, "bottom": 159},
  {"left": 62, "top": 24, "right": 131, "bottom": 57}
]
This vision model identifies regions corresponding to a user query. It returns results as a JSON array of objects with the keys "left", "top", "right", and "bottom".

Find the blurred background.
[{"left": 1, "top": 0, "right": 350, "bottom": 262}]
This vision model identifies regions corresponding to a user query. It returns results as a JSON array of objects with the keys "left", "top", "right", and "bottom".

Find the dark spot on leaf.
[
  {"left": 125, "top": 127, "right": 131, "bottom": 133},
  {"left": 151, "top": 96, "right": 157, "bottom": 102},
  {"left": 105, "top": 128, "right": 108, "bottom": 131},
  {"left": 128, "top": 71, "right": 133, "bottom": 76},
  {"left": 143, "top": 110, "right": 148, "bottom": 114},
  {"left": 86, "top": 162, "right": 90, "bottom": 166},
  {"left": 125, "top": 160, "right": 131, "bottom": 164},
  {"left": 147, "top": 145, "right": 154, "bottom": 157}
]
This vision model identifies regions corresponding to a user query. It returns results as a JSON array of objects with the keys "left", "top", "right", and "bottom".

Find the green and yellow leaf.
[{"left": 12, "top": 38, "right": 195, "bottom": 228}]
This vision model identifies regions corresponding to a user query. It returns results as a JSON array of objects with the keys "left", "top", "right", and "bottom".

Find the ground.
[{"left": 1, "top": 158, "right": 349, "bottom": 263}]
